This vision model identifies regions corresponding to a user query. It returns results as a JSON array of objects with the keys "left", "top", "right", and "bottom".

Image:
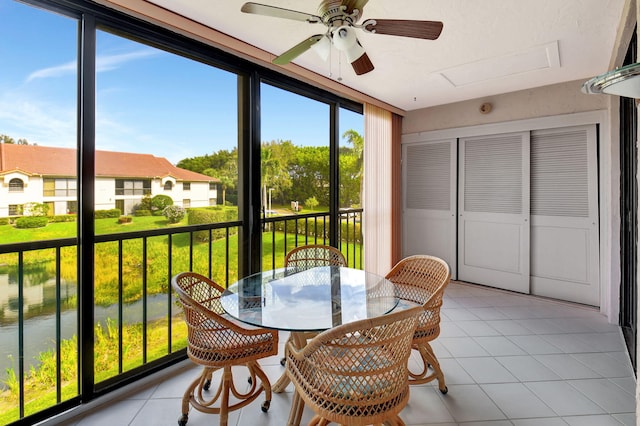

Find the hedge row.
[
  {"left": 49, "top": 214, "right": 77, "bottom": 223},
  {"left": 271, "top": 218, "right": 362, "bottom": 244},
  {"left": 95, "top": 209, "right": 121, "bottom": 219},
  {"left": 16, "top": 216, "right": 49, "bottom": 229},
  {"left": 187, "top": 207, "right": 239, "bottom": 242}
]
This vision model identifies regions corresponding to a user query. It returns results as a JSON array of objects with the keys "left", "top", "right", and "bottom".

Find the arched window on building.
[
  {"left": 9, "top": 178, "right": 24, "bottom": 192},
  {"left": 164, "top": 181, "right": 173, "bottom": 191}
]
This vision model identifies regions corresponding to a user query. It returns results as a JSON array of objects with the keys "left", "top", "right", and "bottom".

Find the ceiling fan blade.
[
  {"left": 342, "top": 0, "right": 369, "bottom": 15},
  {"left": 241, "top": 2, "right": 322, "bottom": 24},
  {"left": 363, "top": 19, "right": 444, "bottom": 40},
  {"left": 273, "top": 35, "right": 325, "bottom": 65},
  {"left": 351, "top": 51, "right": 374, "bottom": 75}
]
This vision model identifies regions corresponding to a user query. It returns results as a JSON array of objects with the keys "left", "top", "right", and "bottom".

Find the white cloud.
[
  {"left": 96, "top": 49, "right": 159, "bottom": 72},
  {"left": 25, "top": 48, "right": 158, "bottom": 82},
  {"left": 26, "top": 60, "right": 76, "bottom": 82}
]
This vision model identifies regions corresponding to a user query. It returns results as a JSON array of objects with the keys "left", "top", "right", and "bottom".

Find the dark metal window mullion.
[
  {"left": 329, "top": 104, "right": 340, "bottom": 247},
  {"left": 142, "top": 237, "right": 148, "bottom": 364},
  {"left": 78, "top": 12, "right": 97, "bottom": 402},
  {"left": 18, "top": 251, "right": 25, "bottom": 418},
  {"left": 118, "top": 240, "right": 123, "bottom": 374},
  {"left": 167, "top": 234, "right": 173, "bottom": 353},
  {"left": 56, "top": 246, "right": 62, "bottom": 403}
]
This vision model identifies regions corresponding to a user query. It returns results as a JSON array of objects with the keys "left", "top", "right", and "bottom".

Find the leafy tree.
[
  {"left": 262, "top": 140, "right": 294, "bottom": 206},
  {"left": 0, "top": 134, "right": 15, "bottom": 144},
  {"left": 289, "top": 146, "right": 330, "bottom": 206},
  {"left": 174, "top": 131, "right": 364, "bottom": 211},
  {"left": 305, "top": 196, "right": 319, "bottom": 211},
  {"left": 0, "top": 134, "right": 29, "bottom": 144},
  {"left": 342, "top": 129, "right": 364, "bottom": 207},
  {"left": 138, "top": 194, "right": 153, "bottom": 211},
  {"left": 179, "top": 148, "right": 239, "bottom": 205},
  {"left": 151, "top": 195, "right": 173, "bottom": 212}
]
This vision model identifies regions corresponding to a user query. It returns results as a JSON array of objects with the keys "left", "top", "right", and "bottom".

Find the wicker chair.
[
  {"left": 285, "top": 305, "right": 423, "bottom": 426},
  {"left": 385, "top": 255, "right": 451, "bottom": 393},
  {"left": 279, "top": 244, "right": 347, "bottom": 366},
  {"left": 284, "top": 244, "right": 347, "bottom": 273},
  {"left": 171, "top": 272, "right": 279, "bottom": 426}
]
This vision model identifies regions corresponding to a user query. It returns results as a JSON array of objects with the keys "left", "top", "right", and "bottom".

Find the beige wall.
[
  {"left": 400, "top": 78, "right": 619, "bottom": 324},
  {"left": 402, "top": 79, "right": 608, "bottom": 135}
]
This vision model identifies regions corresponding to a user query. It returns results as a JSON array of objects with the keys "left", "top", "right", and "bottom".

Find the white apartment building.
[{"left": 0, "top": 143, "right": 219, "bottom": 217}]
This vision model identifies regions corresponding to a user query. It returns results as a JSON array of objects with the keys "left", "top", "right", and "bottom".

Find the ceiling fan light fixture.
[
  {"left": 582, "top": 62, "right": 640, "bottom": 98},
  {"left": 344, "top": 40, "right": 366, "bottom": 63},
  {"left": 332, "top": 25, "right": 357, "bottom": 51},
  {"left": 311, "top": 34, "right": 331, "bottom": 61}
]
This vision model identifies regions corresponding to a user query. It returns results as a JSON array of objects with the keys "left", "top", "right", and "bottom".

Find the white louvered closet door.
[
  {"left": 530, "top": 125, "right": 599, "bottom": 305},
  {"left": 458, "top": 132, "right": 530, "bottom": 293},
  {"left": 402, "top": 140, "right": 457, "bottom": 277}
]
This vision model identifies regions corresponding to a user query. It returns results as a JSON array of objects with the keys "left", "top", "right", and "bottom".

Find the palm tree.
[{"left": 342, "top": 129, "right": 364, "bottom": 206}]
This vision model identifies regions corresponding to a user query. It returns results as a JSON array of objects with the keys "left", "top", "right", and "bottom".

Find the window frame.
[
  {"left": 115, "top": 179, "right": 151, "bottom": 196},
  {"left": 8, "top": 178, "right": 24, "bottom": 192}
]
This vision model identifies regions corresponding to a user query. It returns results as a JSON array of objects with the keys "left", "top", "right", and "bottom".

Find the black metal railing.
[
  {"left": 0, "top": 209, "right": 363, "bottom": 425},
  {"left": 262, "top": 208, "right": 363, "bottom": 270}
]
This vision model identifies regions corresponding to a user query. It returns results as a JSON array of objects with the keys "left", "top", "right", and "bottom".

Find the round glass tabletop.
[{"left": 220, "top": 266, "right": 398, "bottom": 332}]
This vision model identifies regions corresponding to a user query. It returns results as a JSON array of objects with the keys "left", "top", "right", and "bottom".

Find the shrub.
[
  {"left": 22, "top": 202, "right": 49, "bottom": 217},
  {"left": 0, "top": 218, "right": 9, "bottom": 226},
  {"left": 188, "top": 208, "right": 237, "bottom": 241},
  {"left": 151, "top": 195, "right": 173, "bottom": 212},
  {"left": 118, "top": 216, "right": 133, "bottom": 224},
  {"left": 49, "top": 214, "right": 77, "bottom": 223},
  {"left": 138, "top": 194, "right": 153, "bottom": 211},
  {"left": 15, "top": 216, "right": 48, "bottom": 229},
  {"left": 162, "top": 205, "right": 186, "bottom": 224},
  {"left": 134, "top": 209, "right": 152, "bottom": 217},
  {"left": 95, "top": 209, "right": 121, "bottom": 219}
]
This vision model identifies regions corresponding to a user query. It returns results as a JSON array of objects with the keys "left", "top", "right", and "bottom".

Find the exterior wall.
[
  {"left": 153, "top": 180, "right": 217, "bottom": 208},
  {"left": 1, "top": 175, "right": 217, "bottom": 217},
  {"left": 184, "top": 183, "right": 216, "bottom": 208},
  {"left": 0, "top": 173, "right": 43, "bottom": 216},
  {"left": 95, "top": 178, "right": 116, "bottom": 212}
]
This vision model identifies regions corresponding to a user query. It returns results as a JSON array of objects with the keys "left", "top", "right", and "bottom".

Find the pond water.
[{"left": 0, "top": 272, "right": 173, "bottom": 388}]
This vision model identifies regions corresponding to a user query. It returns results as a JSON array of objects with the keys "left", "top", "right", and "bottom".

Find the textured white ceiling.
[{"left": 146, "top": 0, "right": 625, "bottom": 111}]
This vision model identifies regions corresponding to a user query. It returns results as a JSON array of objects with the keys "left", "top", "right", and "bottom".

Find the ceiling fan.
[{"left": 241, "top": 0, "right": 443, "bottom": 75}]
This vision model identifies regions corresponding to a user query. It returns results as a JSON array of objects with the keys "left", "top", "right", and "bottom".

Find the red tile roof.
[{"left": 0, "top": 143, "right": 218, "bottom": 182}]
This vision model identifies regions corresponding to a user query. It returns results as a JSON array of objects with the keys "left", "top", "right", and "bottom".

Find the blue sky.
[{"left": 0, "top": 0, "right": 363, "bottom": 164}]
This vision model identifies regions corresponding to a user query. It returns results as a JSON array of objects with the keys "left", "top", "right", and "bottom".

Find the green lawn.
[{"left": 0, "top": 215, "right": 189, "bottom": 243}]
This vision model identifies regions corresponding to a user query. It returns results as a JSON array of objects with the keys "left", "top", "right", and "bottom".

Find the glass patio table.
[{"left": 220, "top": 265, "right": 399, "bottom": 425}]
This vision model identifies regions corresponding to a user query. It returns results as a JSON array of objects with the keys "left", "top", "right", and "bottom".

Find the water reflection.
[
  {"left": 0, "top": 268, "right": 76, "bottom": 326},
  {"left": 0, "top": 269, "right": 173, "bottom": 388}
]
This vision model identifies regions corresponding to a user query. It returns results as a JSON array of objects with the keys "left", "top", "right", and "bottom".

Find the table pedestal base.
[{"left": 273, "top": 331, "right": 318, "bottom": 425}]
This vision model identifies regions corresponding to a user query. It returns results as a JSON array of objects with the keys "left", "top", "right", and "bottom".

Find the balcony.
[
  {"left": 41, "top": 280, "right": 636, "bottom": 425},
  {"left": 0, "top": 210, "right": 362, "bottom": 425}
]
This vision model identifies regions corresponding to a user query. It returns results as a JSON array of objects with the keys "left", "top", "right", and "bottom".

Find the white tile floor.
[{"left": 47, "top": 281, "right": 637, "bottom": 426}]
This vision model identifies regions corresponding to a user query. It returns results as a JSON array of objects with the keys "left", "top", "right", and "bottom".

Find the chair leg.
[
  {"left": 182, "top": 363, "right": 272, "bottom": 425},
  {"left": 287, "top": 389, "right": 306, "bottom": 426},
  {"left": 409, "top": 343, "right": 447, "bottom": 393},
  {"left": 179, "top": 366, "right": 217, "bottom": 426},
  {"left": 247, "top": 360, "right": 272, "bottom": 411},
  {"left": 382, "top": 416, "right": 406, "bottom": 426}
]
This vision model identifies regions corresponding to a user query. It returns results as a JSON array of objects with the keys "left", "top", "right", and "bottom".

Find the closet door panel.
[
  {"left": 458, "top": 132, "right": 530, "bottom": 293},
  {"left": 530, "top": 125, "right": 599, "bottom": 306},
  {"left": 402, "top": 139, "right": 457, "bottom": 277}
]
